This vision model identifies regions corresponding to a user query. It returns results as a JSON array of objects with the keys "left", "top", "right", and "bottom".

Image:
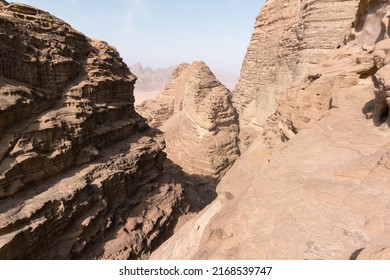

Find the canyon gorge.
[{"left": 1, "top": 0, "right": 390, "bottom": 260}]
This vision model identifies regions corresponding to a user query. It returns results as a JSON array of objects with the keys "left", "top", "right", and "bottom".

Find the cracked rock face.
[
  {"left": 137, "top": 62, "right": 240, "bottom": 179},
  {"left": 0, "top": 3, "right": 184, "bottom": 259}
]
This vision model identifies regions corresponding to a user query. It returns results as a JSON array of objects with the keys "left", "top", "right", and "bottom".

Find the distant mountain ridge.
[
  {"left": 131, "top": 63, "right": 238, "bottom": 104},
  {"left": 130, "top": 63, "right": 176, "bottom": 105},
  {"left": 131, "top": 63, "right": 176, "bottom": 92}
]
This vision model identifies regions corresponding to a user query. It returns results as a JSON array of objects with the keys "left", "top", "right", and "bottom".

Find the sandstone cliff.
[
  {"left": 233, "top": 0, "right": 360, "bottom": 149},
  {"left": 131, "top": 63, "right": 238, "bottom": 105},
  {"left": 137, "top": 62, "right": 240, "bottom": 179},
  {"left": 152, "top": 0, "right": 390, "bottom": 260},
  {"left": 0, "top": 3, "right": 184, "bottom": 259}
]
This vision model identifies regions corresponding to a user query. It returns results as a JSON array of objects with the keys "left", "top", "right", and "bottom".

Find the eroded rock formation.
[
  {"left": 233, "top": 0, "right": 360, "bottom": 149},
  {"left": 137, "top": 62, "right": 240, "bottom": 179},
  {"left": 152, "top": 0, "right": 390, "bottom": 260},
  {"left": 0, "top": 3, "right": 184, "bottom": 259}
]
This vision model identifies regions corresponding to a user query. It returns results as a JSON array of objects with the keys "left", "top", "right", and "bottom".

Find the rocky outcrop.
[
  {"left": 267, "top": 0, "right": 390, "bottom": 147},
  {"left": 0, "top": 2, "right": 139, "bottom": 199},
  {"left": 152, "top": 0, "right": 390, "bottom": 260},
  {"left": 233, "top": 0, "right": 360, "bottom": 149},
  {"left": 0, "top": 3, "right": 184, "bottom": 259},
  {"left": 138, "top": 62, "right": 240, "bottom": 179}
]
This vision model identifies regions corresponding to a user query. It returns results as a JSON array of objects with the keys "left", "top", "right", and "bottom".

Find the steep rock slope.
[
  {"left": 233, "top": 0, "right": 360, "bottom": 149},
  {"left": 0, "top": 3, "right": 183, "bottom": 259},
  {"left": 152, "top": 0, "right": 390, "bottom": 260},
  {"left": 137, "top": 62, "right": 240, "bottom": 179}
]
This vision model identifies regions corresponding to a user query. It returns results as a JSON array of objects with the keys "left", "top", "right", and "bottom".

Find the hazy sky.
[{"left": 19, "top": 0, "right": 264, "bottom": 73}]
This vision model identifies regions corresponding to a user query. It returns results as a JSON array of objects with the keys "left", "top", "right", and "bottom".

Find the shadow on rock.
[
  {"left": 349, "top": 248, "right": 364, "bottom": 260},
  {"left": 75, "top": 130, "right": 219, "bottom": 260},
  {"left": 361, "top": 98, "right": 390, "bottom": 127},
  {"left": 362, "top": 98, "right": 375, "bottom": 116}
]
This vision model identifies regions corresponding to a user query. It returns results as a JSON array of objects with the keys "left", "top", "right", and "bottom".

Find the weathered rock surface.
[
  {"left": 0, "top": 1, "right": 140, "bottom": 198},
  {"left": 356, "top": 246, "right": 390, "bottom": 260},
  {"left": 152, "top": 0, "right": 390, "bottom": 260},
  {"left": 138, "top": 62, "right": 240, "bottom": 179},
  {"left": 0, "top": 3, "right": 185, "bottom": 259},
  {"left": 233, "top": 0, "right": 360, "bottom": 149}
]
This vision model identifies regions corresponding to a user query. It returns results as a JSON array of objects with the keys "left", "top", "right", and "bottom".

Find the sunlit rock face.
[
  {"left": 233, "top": 0, "right": 360, "bottom": 150},
  {"left": 138, "top": 61, "right": 240, "bottom": 179}
]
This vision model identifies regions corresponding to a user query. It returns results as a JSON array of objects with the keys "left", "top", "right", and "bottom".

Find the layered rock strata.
[
  {"left": 152, "top": 0, "right": 390, "bottom": 260},
  {"left": 0, "top": 3, "right": 183, "bottom": 259},
  {"left": 137, "top": 62, "right": 240, "bottom": 179},
  {"left": 233, "top": 0, "right": 360, "bottom": 149}
]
